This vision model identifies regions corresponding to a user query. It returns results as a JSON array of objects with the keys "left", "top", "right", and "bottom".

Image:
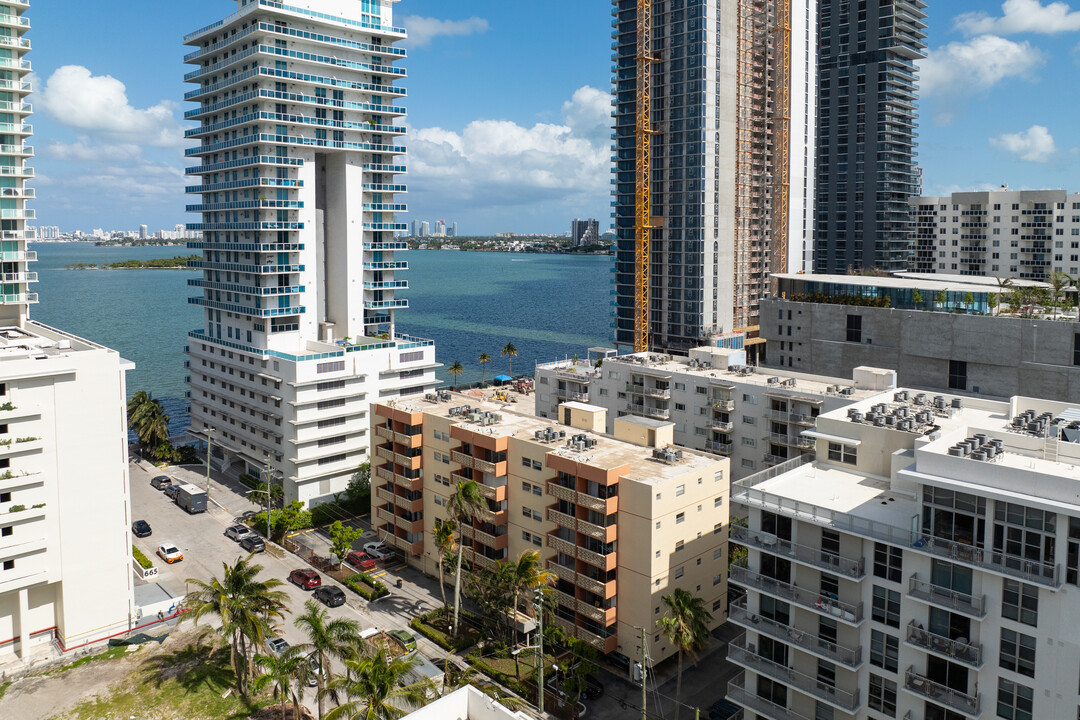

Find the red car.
[
  {"left": 346, "top": 551, "right": 377, "bottom": 571},
  {"left": 288, "top": 569, "right": 322, "bottom": 590}
]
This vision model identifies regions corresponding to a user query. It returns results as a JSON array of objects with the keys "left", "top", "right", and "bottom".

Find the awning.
[
  {"left": 800, "top": 430, "right": 862, "bottom": 446},
  {"left": 494, "top": 375, "right": 512, "bottom": 382}
]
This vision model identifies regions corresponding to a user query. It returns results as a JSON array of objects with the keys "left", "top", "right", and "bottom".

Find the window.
[
  {"left": 997, "top": 678, "right": 1034, "bottom": 720},
  {"left": 1075, "top": 335, "right": 1080, "bottom": 367},
  {"left": 846, "top": 314, "right": 862, "bottom": 342},
  {"left": 994, "top": 503, "right": 1055, "bottom": 574},
  {"left": 674, "top": 567, "right": 684, "bottom": 579},
  {"left": 712, "top": 573, "right": 722, "bottom": 585},
  {"left": 714, "top": 470, "right": 723, "bottom": 482},
  {"left": 0, "top": 526, "right": 10, "bottom": 537},
  {"left": 873, "top": 543, "right": 903, "bottom": 583},
  {"left": 522, "top": 457, "right": 532, "bottom": 468},
  {"left": 1, "top": 559, "right": 12, "bottom": 571},
  {"left": 868, "top": 674, "right": 897, "bottom": 717},
  {"left": 870, "top": 630, "right": 899, "bottom": 672},
  {"left": 827, "top": 442, "right": 857, "bottom": 465},
  {"left": 676, "top": 484, "right": 685, "bottom": 496},
  {"left": 0, "top": 492, "right": 9, "bottom": 503},
  {"left": 713, "top": 547, "right": 723, "bottom": 560},
  {"left": 949, "top": 359, "right": 967, "bottom": 390},
  {"left": 522, "top": 507, "right": 541, "bottom": 521},
  {"left": 675, "top": 512, "right": 685, "bottom": 524},
  {"left": 316, "top": 380, "right": 345, "bottom": 392},
  {"left": 742, "top": 416, "right": 756, "bottom": 425},
  {"left": 399, "top": 351, "right": 424, "bottom": 363},
  {"left": 316, "top": 360, "right": 345, "bottom": 373},
  {"left": 714, "top": 522, "right": 723, "bottom": 534},
  {"left": 317, "top": 398, "right": 345, "bottom": 411},
  {"left": 714, "top": 496, "right": 723, "bottom": 508},
  {"left": 1003, "top": 579, "right": 1039, "bottom": 627},
  {"left": 872, "top": 586, "right": 900, "bottom": 628},
  {"left": 675, "top": 540, "right": 684, "bottom": 552},
  {"left": 1000, "top": 628, "right": 1036, "bottom": 678}
]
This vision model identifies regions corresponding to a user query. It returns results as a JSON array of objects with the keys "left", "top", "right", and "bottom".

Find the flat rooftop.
[
  {"left": 817, "top": 388, "right": 1010, "bottom": 437},
  {"left": 773, "top": 272, "right": 1048, "bottom": 292},
  {"left": 390, "top": 394, "right": 723, "bottom": 484},
  {"left": 0, "top": 321, "right": 112, "bottom": 360}
]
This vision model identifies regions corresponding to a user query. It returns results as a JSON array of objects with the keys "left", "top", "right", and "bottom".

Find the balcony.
[
  {"left": 907, "top": 575, "right": 986, "bottom": 618},
  {"left": 475, "top": 507, "right": 508, "bottom": 525},
  {"left": 730, "top": 565, "right": 863, "bottom": 625},
  {"left": 763, "top": 408, "right": 816, "bottom": 425},
  {"left": 911, "top": 534, "right": 1060, "bottom": 588},
  {"left": 546, "top": 481, "right": 576, "bottom": 503},
  {"left": 546, "top": 508, "right": 616, "bottom": 543},
  {"left": 767, "top": 432, "right": 815, "bottom": 450},
  {"left": 728, "top": 635, "right": 860, "bottom": 712},
  {"left": 729, "top": 602, "right": 862, "bottom": 668},
  {"left": 384, "top": 534, "right": 422, "bottom": 556},
  {"left": 577, "top": 599, "right": 616, "bottom": 625},
  {"left": 375, "top": 446, "right": 395, "bottom": 463},
  {"left": 713, "top": 400, "right": 736, "bottom": 411},
  {"left": 728, "top": 673, "right": 811, "bottom": 720},
  {"left": 625, "top": 382, "right": 670, "bottom": 399},
  {"left": 903, "top": 667, "right": 980, "bottom": 718},
  {"left": 374, "top": 425, "right": 394, "bottom": 441},
  {"left": 477, "top": 481, "right": 507, "bottom": 502},
  {"left": 576, "top": 491, "right": 617, "bottom": 515},
  {"left": 905, "top": 620, "right": 982, "bottom": 668},
  {"left": 577, "top": 544, "right": 616, "bottom": 571},
  {"left": 450, "top": 450, "right": 474, "bottom": 468},
  {"left": 471, "top": 553, "right": 497, "bottom": 570},
  {"left": 473, "top": 457, "right": 498, "bottom": 474},
  {"left": 554, "top": 388, "right": 589, "bottom": 402},
  {"left": 709, "top": 419, "right": 734, "bottom": 432},
  {"left": 626, "top": 404, "right": 670, "bottom": 420},
  {"left": 707, "top": 440, "right": 733, "bottom": 454},
  {"left": 730, "top": 525, "right": 865, "bottom": 578}
]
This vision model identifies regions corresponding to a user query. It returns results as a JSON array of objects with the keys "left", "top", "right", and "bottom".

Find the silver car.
[{"left": 225, "top": 524, "right": 254, "bottom": 541}]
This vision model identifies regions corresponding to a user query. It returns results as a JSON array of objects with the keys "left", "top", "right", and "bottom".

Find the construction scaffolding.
[
  {"left": 773, "top": 0, "right": 791, "bottom": 277},
  {"left": 634, "top": 0, "right": 654, "bottom": 353}
]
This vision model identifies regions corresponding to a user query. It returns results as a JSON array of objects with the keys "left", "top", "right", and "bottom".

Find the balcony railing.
[
  {"left": 713, "top": 400, "right": 736, "bottom": 411},
  {"left": 626, "top": 404, "right": 670, "bottom": 420},
  {"left": 710, "top": 419, "right": 734, "bottom": 432},
  {"left": 728, "top": 636, "right": 860, "bottom": 711},
  {"left": 706, "top": 440, "right": 733, "bottom": 454},
  {"left": 730, "top": 565, "right": 863, "bottom": 624},
  {"left": 728, "top": 673, "right": 811, "bottom": 720},
  {"left": 625, "top": 382, "right": 670, "bottom": 398},
  {"left": 767, "top": 432, "right": 815, "bottom": 449},
  {"left": 905, "top": 620, "right": 982, "bottom": 667},
  {"left": 736, "top": 463, "right": 1061, "bottom": 588},
  {"left": 730, "top": 525, "right": 865, "bottom": 578},
  {"left": 907, "top": 575, "right": 986, "bottom": 618},
  {"left": 729, "top": 602, "right": 862, "bottom": 668},
  {"left": 903, "top": 666, "right": 980, "bottom": 717}
]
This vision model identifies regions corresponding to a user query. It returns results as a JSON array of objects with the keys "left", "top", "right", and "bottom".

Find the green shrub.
[
  {"left": 7, "top": 504, "right": 25, "bottom": 512},
  {"left": 343, "top": 573, "right": 389, "bottom": 601},
  {"left": 409, "top": 616, "right": 479, "bottom": 653},
  {"left": 132, "top": 545, "right": 153, "bottom": 569}
]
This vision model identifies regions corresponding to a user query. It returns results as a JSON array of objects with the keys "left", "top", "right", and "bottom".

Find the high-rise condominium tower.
[
  {"left": 0, "top": 0, "right": 136, "bottom": 661},
  {"left": 610, "top": 0, "right": 816, "bottom": 352},
  {"left": 813, "top": 0, "right": 927, "bottom": 274},
  {"left": 183, "top": 0, "right": 437, "bottom": 506}
]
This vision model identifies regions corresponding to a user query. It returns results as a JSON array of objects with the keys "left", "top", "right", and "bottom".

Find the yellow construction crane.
[
  {"left": 634, "top": 0, "right": 654, "bottom": 353},
  {"left": 773, "top": 0, "right": 792, "bottom": 275}
]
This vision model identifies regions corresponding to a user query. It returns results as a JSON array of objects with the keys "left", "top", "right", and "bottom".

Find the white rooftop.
[{"left": 400, "top": 685, "right": 532, "bottom": 720}]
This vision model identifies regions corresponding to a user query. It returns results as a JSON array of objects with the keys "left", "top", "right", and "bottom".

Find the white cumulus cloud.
[
  {"left": 919, "top": 35, "right": 1043, "bottom": 123},
  {"left": 990, "top": 125, "right": 1058, "bottom": 162},
  {"left": 402, "top": 16, "right": 490, "bottom": 48},
  {"left": 406, "top": 86, "right": 611, "bottom": 216},
  {"left": 38, "top": 65, "right": 186, "bottom": 147},
  {"left": 956, "top": 0, "right": 1080, "bottom": 36}
]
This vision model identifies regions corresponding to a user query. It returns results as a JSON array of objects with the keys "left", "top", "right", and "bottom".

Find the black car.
[
  {"left": 240, "top": 535, "right": 266, "bottom": 553},
  {"left": 582, "top": 674, "right": 604, "bottom": 700},
  {"left": 131, "top": 520, "right": 152, "bottom": 538},
  {"left": 313, "top": 585, "right": 346, "bottom": 608},
  {"left": 708, "top": 698, "right": 742, "bottom": 720}
]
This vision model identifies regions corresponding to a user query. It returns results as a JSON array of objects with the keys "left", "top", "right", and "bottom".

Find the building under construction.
[{"left": 610, "top": 0, "right": 816, "bottom": 353}]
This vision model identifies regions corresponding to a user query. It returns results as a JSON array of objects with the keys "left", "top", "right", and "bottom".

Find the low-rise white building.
[
  {"left": 399, "top": 685, "right": 531, "bottom": 719},
  {"left": 0, "top": 323, "right": 134, "bottom": 661},
  {"left": 728, "top": 388, "right": 1080, "bottom": 719},
  {"left": 535, "top": 347, "right": 893, "bottom": 479}
]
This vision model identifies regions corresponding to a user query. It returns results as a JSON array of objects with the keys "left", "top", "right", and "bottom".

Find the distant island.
[
  {"left": 94, "top": 239, "right": 187, "bottom": 247},
  {"left": 67, "top": 255, "right": 199, "bottom": 270},
  {"left": 406, "top": 235, "right": 613, "bottom": 254}
]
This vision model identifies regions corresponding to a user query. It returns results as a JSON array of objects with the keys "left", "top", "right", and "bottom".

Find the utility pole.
[
  {"left": 204, "top": 427, "right": 215, "bottom": 504},
  {"left": 534, "top": 588, "right": 545, "bottom": 715},
  {"left": 263, "top": 458, "right": 277, "bottom": 537},
  {"left": 640, "top": 626, "right": 647, "bottom": 720}
]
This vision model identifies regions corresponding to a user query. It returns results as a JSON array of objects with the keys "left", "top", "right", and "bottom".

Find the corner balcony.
[
  {"left": 730, "top": 525, "right": 865, "bottom": 578},
  {"left": 729, "top": 602, "right": 862, "bottom": 668},
  {"left": 730, "top": 565, "right": 864, "bottom": 625},
  {"left": 728, "top": 673, "right": 811, "bottom": 720},
  {"left": 903, "top": 666, "right": 980, "bottom": 718},
  {"left": 728, "top": 634, "right": 861, "bottom": 712},
  {"left": 626, "top": 404, "right": 670, "bottom": 420},
  {"left": 904, "top": 620, "right": 982, "bottom": 668},
  {"left": 907, "top": 574, "right": 986, "bottom": 619}
]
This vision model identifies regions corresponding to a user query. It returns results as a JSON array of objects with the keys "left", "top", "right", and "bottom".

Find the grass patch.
[
  {"left": 343, "top": 572, "right": 389, "bottom": 600},
  {"left": 132, "top": 544, "right": 153, "bottom": 569},
  {"left": 47, "top": 632, "right": 264, "bottom": 720},
  {"left": 0, "top": 680, "right": 10, "bottom": 700},
  {"left": 49, "top": 644, "right": 130, "bottom": 675},
  {"left": 411, "top": 610, "right": 481, "bottom": 652},
  {"left": 467, "top": 650, "right": 553, "bottom": 699}
]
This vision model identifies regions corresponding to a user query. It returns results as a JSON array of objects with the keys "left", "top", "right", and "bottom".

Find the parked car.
[
  {"left": 225, "top": 524, "right": 254, "bottom": 541},
  {"left": 266, "top": 637, "right": 290, "bottom": 657},
  {"left": 388, "top": 629, "right": 417, "bottom": 654},
  {"left": 164, "top": 484, "right": 180, "bottom": 500},
  {"left": 157, "top": 543, "right": 183, "bottom": 564},
  {"left": 606, "top": 651, "right": 631, "bottom": 677},
  {"left": 582, "top": 674, "right": 604, "bottom": 700},
  {"left": 240, "top": 535, "right": 266, "bottom": 553},
  {"left": 289, "top": 568, "right": 322, "bottom": 590},
  {"left": 313, "top": 585, "right": 347, "bottom": 608},
  {"left": 346, "top": 550, "right": 377, "bottom": 570},
  {"left": 150, "top": 475, "right": 172, "bottom": 490},
  {"left": 131, "top": 520, "right": 152, "bottom": 538},
  {"left": 708, "top": 698, "right": 742, "bottom": 720},
  {"left": 363, "top": 541, "right": 390, "bottom": 560},
  {"left": 306, "top": 653, "right": 326, "bottom": 688}
]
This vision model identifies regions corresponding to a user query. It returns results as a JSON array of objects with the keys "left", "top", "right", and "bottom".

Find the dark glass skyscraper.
[{"left": 813, "top": 0, "right": 927, "bottom": 274}]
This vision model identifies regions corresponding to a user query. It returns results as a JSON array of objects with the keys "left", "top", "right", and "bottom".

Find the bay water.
[{"left": 29, "top": 243, "right": 613, "bottom": 429}]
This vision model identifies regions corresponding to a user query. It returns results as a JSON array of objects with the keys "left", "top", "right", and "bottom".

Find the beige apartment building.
[{"left": 370, "top": 396, "right": 730, "bottom": 664}]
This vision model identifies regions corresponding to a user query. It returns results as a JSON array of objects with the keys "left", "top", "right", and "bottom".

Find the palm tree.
[
  {"left": 994, "top": 275, "right": 1014, "bottom": 315},
  {"left": 433, "top": 518, "right": 456, "bottom": 616},
  {"left": 447, "top": 361, "right": 464, "bottom": 390},
  {"left": 251, "top": 650, "right": 304, "bottom": 720},
  {"left": 128, "top": 391, "right": 170, "bottom": 453},
  {"left": 657, "top": 588, "right": 713, "bottom": 720},
  {"left": 478, "top": 352, "right": 491, "bottom": 385},
  {"left": 1049, "top": 271, "right": 1073, "bottom": 319},
  {"left": 447, "top": 479, "right": 485, "bottom": 638},
  {"left": 500, "top": 342, "right": 518, "bottom": 377},
  {"left": 184, "top": 557, "right": 290, "bottom": 695},
  {"left": 294, "top": 599, "right": 361, "bottom": 720},
  {"left": 126, "top": 389, "right": 150, "bottom": 422},
  {"left": 507, "top": 550, "right": 555, "bottom": 676},
  {"left": 323, "top": 648, "right": 433, "bottom": 720}
]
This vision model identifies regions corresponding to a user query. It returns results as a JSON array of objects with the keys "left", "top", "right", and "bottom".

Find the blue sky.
[{"left": 24, "top": 0, "right": 1080, "bottom": 234}]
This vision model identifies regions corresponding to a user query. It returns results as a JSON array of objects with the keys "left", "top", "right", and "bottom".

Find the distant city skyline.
[{"left": 21, "top": 1, "right": 1080, "bottom": 234}]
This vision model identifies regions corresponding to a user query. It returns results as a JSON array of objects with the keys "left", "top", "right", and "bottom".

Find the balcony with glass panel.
[
  {"left": 730, "top": 524, "right": 865, "bottom": 578},
  {"left": 906, "top": 574, "right": 985, "bottom": 619},
  {"left": 902, "top": 666, "right": 980, "bottom": 718},
  {"left": 904, "top": 620, "right": 982, "bottom": 668},
  {"left": 727, "top": 634, "right": 861, "bottom": 712},
  {"left": 728, "top": 601, "right": 862, "bottom": 668},
  {"left": 730, "top": 565, "right": 864, "bottom": 625}
]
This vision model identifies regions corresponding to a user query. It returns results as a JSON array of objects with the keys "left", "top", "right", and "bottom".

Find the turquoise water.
[{"left": 29, "top": 244, "right": 613, "bottom": 403}]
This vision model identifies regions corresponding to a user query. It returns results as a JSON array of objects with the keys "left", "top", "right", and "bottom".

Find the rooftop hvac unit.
[
  {"left": 990, "top": 438, "right": 1004, "bottom": 451},
  {"left": 847, "top": 408, "right": 860, "bottom": 419},
  {"left": 850, "top": 411, "right": 864, "bottom": 423},
  {"left": 768, "top": 377, "right": 780, "bottom": 384},
  {"left": 874, "top": 416, "right": 886, "bottom": 427},
  {"left": 674, "top": 450, "right": 683, "bottom": 459},
  {"left": 894, "top": 391, "right": 909, "bottom": 402},
  {"left": 468, "top": 413, "right": 483, "bottom": 423},
  {"left": 972, "top": 450, "right": 987, "bottom": 461},
  {"left": 885, "top": 415, "right": 897, "bottom": 427},
  {"left": 984, "top": 446, "right": 997, "bottom": 459},
  {"left": 534, "top": 430, "right": 543, "bottom": 440},
  {"left": 783, "top": 378, "right": 796, "bottom": 387},
  {"left": 896, "top": 407, "right": 909, "bottom": 419},
  {"left": 559, "top": 430, "right": 567, "bottom": 438},
  {"left": 425, "top": 394, "right": 436, "bottom": 401},
  {"left": 933, "top": 396, "right": 946, "bottom": 409},
  {"left": 914, "top": 393, "right": 927, "bottom": 405},
  {"left": 841, "top": 387, "right": 855, "bottom": 395},
  {"left": 948, "top": 446, "right": 964, "bottom": 457},
  {"left": 951, "top": 398, "right": 963, "bottom": 410}
]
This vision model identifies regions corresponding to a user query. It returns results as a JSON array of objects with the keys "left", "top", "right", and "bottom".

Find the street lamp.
[{"left": 202, "top": 427, "right": 215, "bottom": 504}]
